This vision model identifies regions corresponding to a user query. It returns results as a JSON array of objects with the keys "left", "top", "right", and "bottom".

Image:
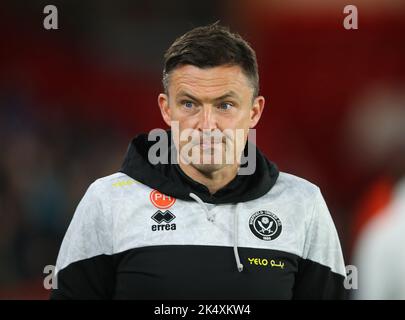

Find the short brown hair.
[{"left": 163, "top": 22, "right": 259, "bottom": 97}]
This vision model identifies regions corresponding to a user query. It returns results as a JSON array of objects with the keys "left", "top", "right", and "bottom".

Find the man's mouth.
[{"left": 198, "top": 140, "right": 225, "bottom": 150}]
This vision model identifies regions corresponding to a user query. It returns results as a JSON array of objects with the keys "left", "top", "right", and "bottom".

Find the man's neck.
[{"left": 178, "top": 161, "right": 239, "bottom": 195}]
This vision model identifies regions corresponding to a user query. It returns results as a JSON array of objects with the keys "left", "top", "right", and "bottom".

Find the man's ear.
[
  {"left": 158, "top": 93, "right": 172, "bottom": 127},
  {"left": 250, "top": 96, "right": 265, "bottom": 128}
]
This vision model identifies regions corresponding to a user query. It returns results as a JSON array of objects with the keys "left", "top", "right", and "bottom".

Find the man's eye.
[
  {"left": 183, "top": 101, "right": 194, "bottom": 109},
  {"left": 218, "top": 102, "right": 233, "bottom": 110}
]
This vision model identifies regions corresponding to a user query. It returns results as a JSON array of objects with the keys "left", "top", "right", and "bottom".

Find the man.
[{"left": 51, "top": 23, "right": 346, "bottom": 299}]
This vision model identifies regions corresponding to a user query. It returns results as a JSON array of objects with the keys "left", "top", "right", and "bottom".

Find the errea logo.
[
  {"left": 152, "top": 210, "right": 175, "bottom": 224},
  {"left": 151, "top": 210, "right": 177, "bottom": 231}
]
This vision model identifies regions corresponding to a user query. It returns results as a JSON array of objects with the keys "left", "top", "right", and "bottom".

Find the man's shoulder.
[
  {"left": 275, "top": 171, "right": 321, "bottom": 197},
  {"left": 86, "top": 172, "right": 145, "bottom": 198},
  {"left": 93, "top": 172, "right": 137, "bottom": 187}
]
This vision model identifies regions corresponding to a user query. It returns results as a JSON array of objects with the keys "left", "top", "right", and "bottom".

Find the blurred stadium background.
[{"left": 0, "top": 0, "right": 404, "bottom": 299}]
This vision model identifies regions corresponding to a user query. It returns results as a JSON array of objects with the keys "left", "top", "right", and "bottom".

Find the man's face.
[{"left": 158, "top": 64, "right": 264, "bottom": 174}]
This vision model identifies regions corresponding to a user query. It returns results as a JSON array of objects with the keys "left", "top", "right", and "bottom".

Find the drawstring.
[
  {"left": 189, "top": 192, "right": 244, "bottom": 272},
  {"left": 189, "top": 193, "right": 215, "bottom": 222},
  {"left": 233, "top": 205, "right": 244, "bottom": 272}
]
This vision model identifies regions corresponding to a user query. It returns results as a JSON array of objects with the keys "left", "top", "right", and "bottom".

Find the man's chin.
[{"left": 191, "top": 163, "right": 227, "bottom": 175}]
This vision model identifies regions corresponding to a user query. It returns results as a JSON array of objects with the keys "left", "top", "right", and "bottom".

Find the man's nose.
[{"left": 197, "top": 105, "right": 217, "bottom": 131}]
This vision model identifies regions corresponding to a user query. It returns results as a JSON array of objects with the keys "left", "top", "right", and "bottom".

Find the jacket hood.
[{"left": 120, "top": 130, "right": 279, "bottom": 204}]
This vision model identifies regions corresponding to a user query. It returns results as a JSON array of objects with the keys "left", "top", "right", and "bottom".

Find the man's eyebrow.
[
  {"left": 212, "top": 91, "right": 240, "bottom": 101},
  {"left": 176, "top": 91, "right": 201, "bottom": 103},
  {"left": 176, "top": 90, "right": 240, "bottom": 102}
]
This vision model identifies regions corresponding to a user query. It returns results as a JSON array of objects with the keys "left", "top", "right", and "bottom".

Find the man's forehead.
[
  {"left": 169, "top": 65, "right": 251, "bottom": 94},
  {"left": 176, "top": 89, "right": 241, "bottom": 100}
]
